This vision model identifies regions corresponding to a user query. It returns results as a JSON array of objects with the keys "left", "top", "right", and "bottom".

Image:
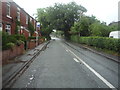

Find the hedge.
[{"left": 71, "top": 35, "right": 120, "bottom": 52}]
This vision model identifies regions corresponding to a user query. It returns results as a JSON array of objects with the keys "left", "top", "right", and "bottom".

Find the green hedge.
[{"left": 71, "top": 35, "right": 120, "bottom": 52}]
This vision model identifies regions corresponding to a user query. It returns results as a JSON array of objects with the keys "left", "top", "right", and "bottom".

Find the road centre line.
[{"left": 62, "top": 44, "right": 116, "bottom": 89}]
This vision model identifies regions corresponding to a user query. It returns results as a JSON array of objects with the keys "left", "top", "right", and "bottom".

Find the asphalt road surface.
[{"left": 12, "top": 39, "right": 119, "bottom": 88}]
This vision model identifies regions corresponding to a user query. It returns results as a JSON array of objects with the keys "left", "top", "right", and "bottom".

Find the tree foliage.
[
  {"left": 70, "top": 15, "right": 98, "bottom": 36},
  {"left": 90, "top": 22, "right": 110, "bottom": 37},
  {"left": 37, "top": 2, "right": 87, "bottom": 40},
  {"left": 70, "top": 15, "right": 112, "bottom": 37},
  {"left": 109, "top": 22, "right": 119, "bottom": 31}
]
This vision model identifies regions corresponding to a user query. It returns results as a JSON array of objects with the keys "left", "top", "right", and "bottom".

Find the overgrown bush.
[
  {"left": 14, "top": 34, "right": 26, "bottom": 42},
  {"left": 6, "top": 43, "right": 15, "bottom": 50},
  {"left": 2, "top": 32, "right": 26, "bottom": 50},
  {"left": 16, "top": 40, "right": 24, "bottom": 46},
  {"left": 71, "top": 35, "right": 120, "bottom": 52}
]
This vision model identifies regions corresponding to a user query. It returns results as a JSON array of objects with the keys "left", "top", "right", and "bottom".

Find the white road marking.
[
  {"left": 62, "top": 44, "right": 116, "bottom": 89},
  {"left": 66, "top": 50, "right": 69, "bottom": 52},
  {"left": 73, "top": 58, "right": 79, "bottom": 62},
  {"left": 30, "top": 75, "right": 34, "bottom": 80}
]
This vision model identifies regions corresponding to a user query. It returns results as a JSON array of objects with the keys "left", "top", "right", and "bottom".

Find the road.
[{"left": 12, "top": 39, "right": 119, "bottom": 88}]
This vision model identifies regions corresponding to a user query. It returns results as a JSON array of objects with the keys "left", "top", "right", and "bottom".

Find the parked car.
[{"left": 109, "top": 31, "right": 120, "bottom": 39}]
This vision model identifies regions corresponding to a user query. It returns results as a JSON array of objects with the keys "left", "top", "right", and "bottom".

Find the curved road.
[{"left": 12, "top": 39, "right": 119, "bottom": 88}]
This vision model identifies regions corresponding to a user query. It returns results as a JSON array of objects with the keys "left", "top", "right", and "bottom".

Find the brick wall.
[
  {"left": 2, "top": 44, "right": 24, "bottom": 64},
  {"left": 20, "top": 10, "right": 28, "bottom": 28},
  {"left": 28, "top": 40, "right": 36, "bottom": 49}
]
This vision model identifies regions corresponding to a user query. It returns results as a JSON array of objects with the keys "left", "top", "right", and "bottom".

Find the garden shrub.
[
  {"left": 6, "top": 43, "right": 15, "bottom": 50},
  {"left": 14, "top": 34, "right": 26, "bottom": 42},
  {"left": 2, "top": 42, "right": 15, "bottom": 50},
  {"left": 16, "top": 40, "right": 24, "bottom": 46},
  {"left": 2, "top": 32, "right": 26, "bottom": 50}
]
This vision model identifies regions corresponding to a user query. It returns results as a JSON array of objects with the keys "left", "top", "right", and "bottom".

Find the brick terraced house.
[
  {"left": 1, "top": 0, "right": 42, "bottom": 63},
  {"left": 1, "top": 0, "right": 40, "bottom": 39}
]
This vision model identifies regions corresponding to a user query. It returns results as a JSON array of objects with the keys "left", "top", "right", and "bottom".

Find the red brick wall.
[
  {"left": 2, "top": 44, "right": 24, "bottom": 64},
  {"left": 0, "top": 1, "right": 2, "bottom": 22},
  {"left": 23, "top": 29, "right": 30, "bottom": 39},
  {"left": 2, "top": 2, "right": 7, "bottom": 17},
  {"left": 28, "top": 41, "right": 36, "bottom": 49},
  {"left": 18, "top": 29, "right": 30, "bottom": 40},
  {"left": 11, "top": 2, "right": 17, "bottom": 34},
  {"left": 20, "top": 10, "right": 28, "bottom": 28}
]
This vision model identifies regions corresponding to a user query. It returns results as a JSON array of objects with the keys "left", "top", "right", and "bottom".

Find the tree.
[
  {"left": 37, "top": 8, "right": 53, "bottom": 40},
  {"left": 89, "top": 22, "right": 110, "bottom": 37},
  {"left": 70, "top": 15, "right": 98, "bottom": 36},
  {"left": 109, "top": 22, "right": 118, "bottom": 31},
  {"left": 37, "top": 2, "right": 87, "bottom": 40}
]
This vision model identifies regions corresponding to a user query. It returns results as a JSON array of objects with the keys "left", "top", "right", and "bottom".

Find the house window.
[
  {"left": 5, "top": 24, "right": 11, "bottom": 35},
  {"left": 26, "top": 15, "right": 28, "bottom": 24},
  {"left": 17, "top": 7, "right": 20, "bottom": 21},
  {"left": 6, "top": 2, "right": 10, "bottom": 16},
  {"left": 0, "top": 23, "right": 2, "bottom": 31}
]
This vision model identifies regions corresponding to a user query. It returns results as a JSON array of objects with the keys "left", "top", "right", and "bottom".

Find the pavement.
[{"left": 2, "top": 41, "right": 50, "bottom": 88}]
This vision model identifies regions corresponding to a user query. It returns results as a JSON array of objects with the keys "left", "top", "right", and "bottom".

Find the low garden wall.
[
  {"left": 28, "top": 38, "right": 45, "bottom": 49},
  {"left": 28, "top": 41, "right": 36, "bottom": 49},
  {"left": 2, "top": 44, "right": 24, "bottom": 64}
]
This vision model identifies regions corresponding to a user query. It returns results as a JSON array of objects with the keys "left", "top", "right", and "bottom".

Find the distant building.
[{"left": 1, "top": 0, "right": 40, "bottom": 39}]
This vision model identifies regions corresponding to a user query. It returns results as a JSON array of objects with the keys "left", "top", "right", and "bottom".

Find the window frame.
[
  {"left": 0, "top": 23, "right": 2, "bottom": 31},
  {"left": 17, "top": 7, "right": 20, "bottom": 21},
  {"left": 5, "top": 24, "right": 11, "bottom": 35},
  {"left": 6, "top": 2, "right": 10, "bottom": 17},
  {"left": 26, "top": 15, "right": 28, "bottom": 24}
]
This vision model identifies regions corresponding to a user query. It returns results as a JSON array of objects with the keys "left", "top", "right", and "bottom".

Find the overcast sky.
[{"left": 13, "top": 0, "right": 119, "bottom": 25}]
